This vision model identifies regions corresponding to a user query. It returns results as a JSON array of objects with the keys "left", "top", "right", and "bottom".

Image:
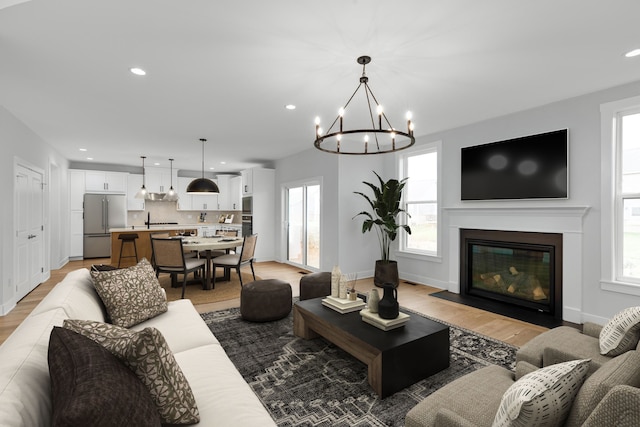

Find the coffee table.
[{"left": 293, "top": 298, "right": 450, "bottom": 398}]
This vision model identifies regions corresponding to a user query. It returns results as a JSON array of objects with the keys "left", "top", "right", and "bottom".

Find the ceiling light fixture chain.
[{"left": 314, "top": 55, "right": 415, "bottom": 155}]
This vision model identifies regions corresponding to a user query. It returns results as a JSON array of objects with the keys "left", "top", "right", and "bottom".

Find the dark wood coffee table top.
[{"left": 293, "top": 298, "right": 450, "bottom": 398}]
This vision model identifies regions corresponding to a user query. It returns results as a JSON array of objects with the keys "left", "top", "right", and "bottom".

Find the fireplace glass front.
[{"left": 460, "top": 229, "right": 562, "bottom": 318}]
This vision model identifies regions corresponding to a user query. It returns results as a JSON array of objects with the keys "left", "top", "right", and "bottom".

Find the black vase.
[
  {"left": 374, "top": 260, "right": 399, "bottom": 288},
  {"left": 377, "top": 283, "right": 399, "bottom": 319}
]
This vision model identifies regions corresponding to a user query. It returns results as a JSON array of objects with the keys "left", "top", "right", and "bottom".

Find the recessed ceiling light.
[
  {"left": 79, "top": 148, "right": 87, "bottom": 152},
  {"left": 87, "top": 157, "right": 93, "bottom": 160},
  {"left": 625, "top": 49, "right": 640, "bottom": 58},
  {"left": 154, "top": 162, "right": 160, "bottom": 166},
  {"left": 209, "top": 167, "right": 215, "bottom": 170},
  {"left": 220, "top": 161, "right": 226, "bottom": 165},
  {"left": 130, "top": 67, "right": 147, "bottom": 76},
  {"left": 285, "top": 104, "right": 296, "bottom": 110}
]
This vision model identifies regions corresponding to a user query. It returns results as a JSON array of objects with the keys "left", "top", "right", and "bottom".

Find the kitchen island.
[{"left": 109, "top": 226, "right": 198, "bottom": 268}]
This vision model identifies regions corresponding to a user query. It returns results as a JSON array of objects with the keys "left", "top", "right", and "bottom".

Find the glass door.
[{"left": 286, "top": 183, "right": 320, "bottom": 269}]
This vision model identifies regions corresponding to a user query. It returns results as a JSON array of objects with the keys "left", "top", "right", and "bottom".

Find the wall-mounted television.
[{"left": 461, "top": 129, "right": 568, "bottom": 201}]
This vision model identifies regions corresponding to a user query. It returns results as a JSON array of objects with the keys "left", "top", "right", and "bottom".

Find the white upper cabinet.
[
  {"left": 84, "top": 171, "right": 127, "bottom": 193},
  {"left": 127, "top": 174, "right": 145, "bottom": 211},
  {"left": 241, "top": 168, "right": 253, "bottom": 195},
  {"left": 68, "top": 170, "right": 85, "bottom": 211},
  {"left": 144, "top": 167, "right": 177, "bottom": 193},
  {"left": 177, "top": 176, "right": 219, "bottom": 210},
  {"left": 176, "top": 176, "right": 192, "bottom": 211},
  {"left": 229, "top": 176, "right": 242, "bottom": 210}
]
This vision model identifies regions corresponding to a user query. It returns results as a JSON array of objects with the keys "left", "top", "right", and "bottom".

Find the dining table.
[{"left": 181, "top": 236, "right": 243, "bottom": 290}]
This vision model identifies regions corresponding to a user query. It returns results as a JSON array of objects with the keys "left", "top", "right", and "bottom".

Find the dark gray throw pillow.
[{"left": 48, "top": 327, "right": 161, "bottom": 427}]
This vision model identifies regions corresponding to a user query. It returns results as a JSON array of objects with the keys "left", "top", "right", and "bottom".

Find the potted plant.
[{"left": 354, "top": 171, "right": 411, "bottom": 287}]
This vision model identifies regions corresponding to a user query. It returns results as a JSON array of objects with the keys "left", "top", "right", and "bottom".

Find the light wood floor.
[{"left": 0, "top": 259, "right": 548, "bottom": 347}]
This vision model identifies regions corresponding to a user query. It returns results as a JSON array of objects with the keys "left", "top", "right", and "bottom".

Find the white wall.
[
  {"left": 1, "top": 106, "right": 69, "bottom": 314},
  {"left": 275, "top": 79, "right": 640, "bottom": 323}
]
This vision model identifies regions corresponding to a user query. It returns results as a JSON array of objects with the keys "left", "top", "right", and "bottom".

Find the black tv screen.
[{"left": 461, "top": 129, "right": 568, "bottom": 200}]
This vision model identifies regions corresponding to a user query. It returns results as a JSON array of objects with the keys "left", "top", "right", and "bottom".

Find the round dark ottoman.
[
  {"left": 240, "top": 279, "right": 292, "bottom": 322},
  {"left": 299, "top": 272, "right": 331, "bottom": 301}
]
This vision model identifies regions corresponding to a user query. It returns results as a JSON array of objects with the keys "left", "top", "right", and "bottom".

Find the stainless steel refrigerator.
[{"left": 83, "top": 193, "right": 127, "bottom": 258}]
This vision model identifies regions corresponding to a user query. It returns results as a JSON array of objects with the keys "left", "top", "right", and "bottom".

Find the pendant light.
[
  {"left": 134, "top": 156, "right": 148, "bottom": 199},
  {"left": 163, "top": 158, "right": 179, "bottom": 201},
  {"left": 186, "top": 138, "right": 220, "bottom": 194}
]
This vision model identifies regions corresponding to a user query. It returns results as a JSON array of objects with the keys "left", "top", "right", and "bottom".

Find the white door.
[{"left": 15, "top": 163, "right": 45, "bottom": 301}]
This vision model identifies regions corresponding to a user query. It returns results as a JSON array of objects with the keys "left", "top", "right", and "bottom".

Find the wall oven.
[
  {"left": 242, "top": 215, "right": 253, "bottom": 236},
  {"left": 242, "top": 196, "right": 252, "bottom": 215}
]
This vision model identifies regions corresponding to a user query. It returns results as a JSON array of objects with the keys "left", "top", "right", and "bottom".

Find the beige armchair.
[{"left": 405, "top": 350, "right": 640, "bottom": 427}]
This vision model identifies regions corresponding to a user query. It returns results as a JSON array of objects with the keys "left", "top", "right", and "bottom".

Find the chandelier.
[{"left": 314, "top": 56, "right": 415, "bottom": 155}]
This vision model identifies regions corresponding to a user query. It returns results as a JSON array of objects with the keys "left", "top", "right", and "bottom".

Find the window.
[
  {"left": 616, "top": 110, "right": 640, "bottom": 283},
  {"left": 399, "top": 144, "right": 439, "bottom": 256},
  {"left": 601, "top": 95, "right": 640, "bottom": 295}
]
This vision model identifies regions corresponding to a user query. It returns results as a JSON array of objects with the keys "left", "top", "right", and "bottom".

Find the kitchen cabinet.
[
  {"left": 68, "top": 170, "right": 86, "bottom": 259},
  {"left": 69, "top": 170, "right": 85, "bottom": 211},
  {"left": 191, "top": 191, "right": 218, "bottom": 211},
  {"left": 241, "top": 168, "right": 253, "bottom": 195},
  {"left": 216, "top": 175, "right": 231, "bottom": 210},
  {"left": 229, "top": 176, "right": 242, "bottom": 210},
  {"left": 144, "top": 167, "right": 177, "bottom": 194},
  {"left": 127, "top": 174, "right": 145, "bottom": 211},
  {"left": 85, "top": 171, "right": 127, "bottom": 193},
  {"left": 216, "top": 174, "right": 242, "bottom": 210},
  {"left": 243, "top": 167, "right": 275, "bottom": 261},
  {"left": 176, "top": 177, "right": 218, "bottom": 211},
  {"left": 176, "top": 177, "right": 192, "bottom": 210}
]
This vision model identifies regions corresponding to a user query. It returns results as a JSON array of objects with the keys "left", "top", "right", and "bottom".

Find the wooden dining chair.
[
  {"left": 150, "top": 236, "right": 206, "bottom": 299},
  {"left": 211, "top": 233, "right": 258, "bottom": 287}
]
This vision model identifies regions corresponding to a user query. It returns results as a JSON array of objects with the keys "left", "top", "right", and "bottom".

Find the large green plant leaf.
[{"left": 353, "top": 171, "right": 411, "bottom": 262}]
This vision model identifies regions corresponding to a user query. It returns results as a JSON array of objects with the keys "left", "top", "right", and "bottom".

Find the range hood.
[{"left": 146, "top": 193, "right": 171, "bottom": 201}]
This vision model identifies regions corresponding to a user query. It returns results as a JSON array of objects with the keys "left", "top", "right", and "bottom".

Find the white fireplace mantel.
[{"left": 444, "top": 205, "right": 590, "bottom": 323}]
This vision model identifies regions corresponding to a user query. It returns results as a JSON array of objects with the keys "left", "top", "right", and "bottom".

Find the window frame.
[
  {"left": 601, "top": 95, "right": 640, "bottom": 296},
  {"left": 397, "top": 141, "right": 441, "bottom": 260}
]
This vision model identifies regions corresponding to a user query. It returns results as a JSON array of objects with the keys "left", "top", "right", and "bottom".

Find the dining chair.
[
  {"left": 211, "top": 233, "right": 258, "bottom": 287},
  {"left": 150, "top": 236, "right": 206, "bottom": 299}
]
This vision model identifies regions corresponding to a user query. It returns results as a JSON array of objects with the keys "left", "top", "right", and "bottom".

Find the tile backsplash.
[{"left": 127, "top": 201, "right": 241, "bottom": 226}]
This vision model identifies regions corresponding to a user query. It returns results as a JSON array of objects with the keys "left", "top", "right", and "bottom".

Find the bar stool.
[{"left": 117, "top": 233, "right": 139, "bottom": 268}]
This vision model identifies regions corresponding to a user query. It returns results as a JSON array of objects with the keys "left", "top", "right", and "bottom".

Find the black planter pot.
[{"left": 374, "top": 260, "right": 399, "bottom": 288}]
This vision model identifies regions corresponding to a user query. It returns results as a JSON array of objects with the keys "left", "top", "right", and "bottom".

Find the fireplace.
[{"left": 460, "top": 229, "right": 563, "bottom": 321}]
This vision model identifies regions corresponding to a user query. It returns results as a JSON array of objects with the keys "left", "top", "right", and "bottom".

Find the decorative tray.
[
  {"left": 322, "top": 296, "right": 365, "bottom": 314},
  {"left": 360, "top": 309, "right": 410, "bottom": 331}
]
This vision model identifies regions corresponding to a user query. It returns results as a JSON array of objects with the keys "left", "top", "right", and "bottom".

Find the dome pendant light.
[
  {"left": 163, "top": 158, "right": 179, "bottom": 201},
  {"left": 134, "top": 156, "right": 148, "bottom": 199},
  {"left": 186, "top": 138, "right": 220, "bottom": 194}
]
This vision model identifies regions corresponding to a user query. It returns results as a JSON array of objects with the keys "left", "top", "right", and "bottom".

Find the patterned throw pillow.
[
  {"left": 492, "top": 359, "right": 590, "bottom": 427},
  {"left": 599, "top": 306, "right": 640, "bottom": 356},
  {"left": 48, "top": 327, "right": 162, "bottom": 427},
  {"left": 91, "top": 258, "right": 167, "bottom": 327},
  {"left": 63, "top": 319, "right": 200, "bottom": 425}
]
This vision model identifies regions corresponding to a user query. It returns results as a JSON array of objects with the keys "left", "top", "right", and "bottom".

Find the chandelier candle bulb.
[
  {"left": 377, "top": 105, "right": 383, "bottom": 129},
  {"left": 339, "top": 107, "right": 344, "bottom": 132}
]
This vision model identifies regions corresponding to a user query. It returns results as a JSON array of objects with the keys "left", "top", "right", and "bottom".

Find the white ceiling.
[{"left": 2, "top": 0, "right": 640, "bottom": 173}]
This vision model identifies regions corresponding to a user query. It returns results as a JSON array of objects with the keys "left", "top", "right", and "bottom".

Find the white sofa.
[{"left": 0, "top": 268, "right": 276, "bottom": 426}]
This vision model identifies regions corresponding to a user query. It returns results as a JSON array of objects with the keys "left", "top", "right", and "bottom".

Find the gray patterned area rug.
[{"left": 201, "top": 305, "right": 516, "bottom": 427}]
